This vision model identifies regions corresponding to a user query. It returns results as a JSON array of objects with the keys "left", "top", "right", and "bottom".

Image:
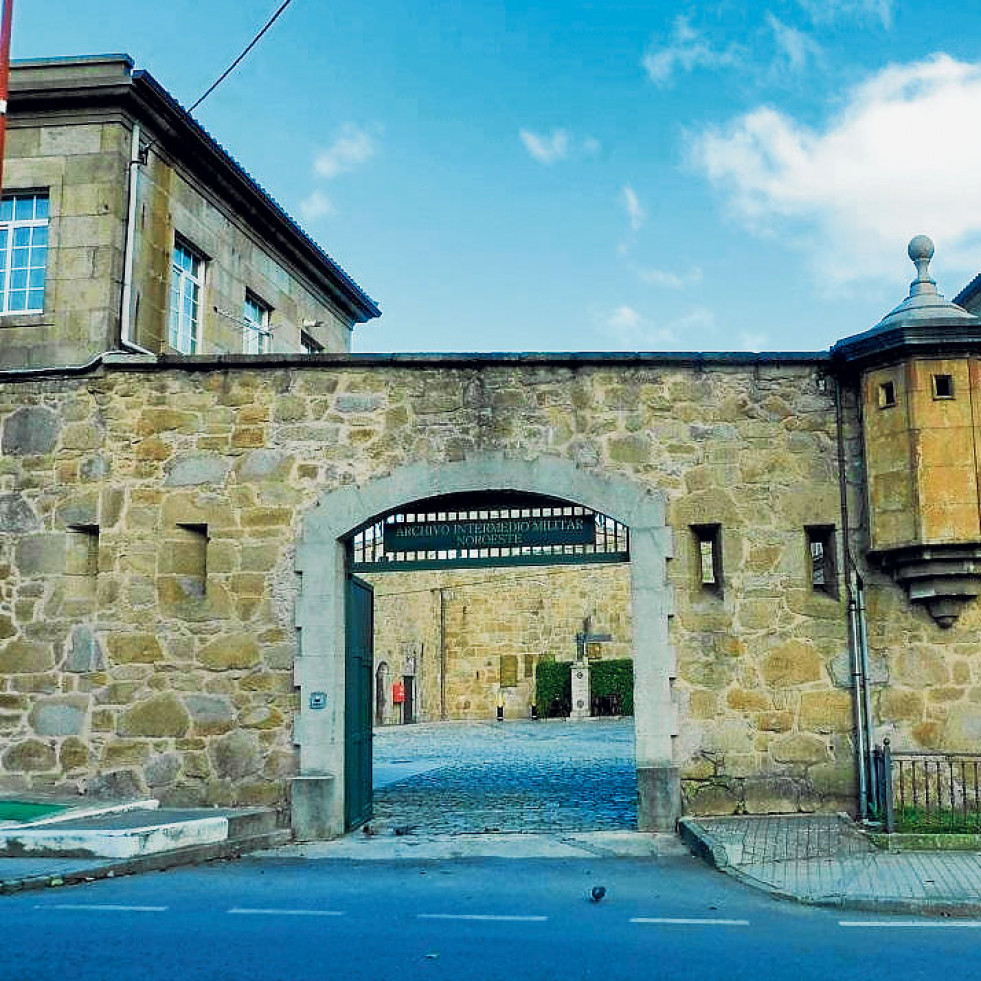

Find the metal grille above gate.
[{"left": 348, "top": 491, "right": 629, "bottom": 572}]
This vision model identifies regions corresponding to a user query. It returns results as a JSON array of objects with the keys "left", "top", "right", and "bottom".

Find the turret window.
[
  {"left": 932, "top": 374, "right": 954, "bottom": 399},
  {"left": 878, "top": 380, "right": 896, "bottom": 408}
]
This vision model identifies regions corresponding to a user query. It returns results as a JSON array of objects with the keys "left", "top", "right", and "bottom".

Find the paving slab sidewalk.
[{"left": 681, "top": 813, "right": 981, "bottom": 915}]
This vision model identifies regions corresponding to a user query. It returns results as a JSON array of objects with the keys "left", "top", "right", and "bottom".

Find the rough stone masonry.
[{"left": 2, "top": 351, "right": 973, "bottom": 831}]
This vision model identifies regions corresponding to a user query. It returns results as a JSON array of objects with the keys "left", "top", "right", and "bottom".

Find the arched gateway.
[{"left": 292, "top": 454, "right": 676, "bottom": 839}]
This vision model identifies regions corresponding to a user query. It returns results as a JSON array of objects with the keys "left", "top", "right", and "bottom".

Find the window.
[
  {"left": 169, "top": 241, "right": 204, "bottom": 353},
  {"left": 0, "top": 192, "right": 48, "bottom": 314},
  {"left": 242, "top": 293, "right": 271, "bottom": 354},
  {"left": 806, "top": 525, "right": 837, "bottom": 596},
  {"left": 932, "top": 373, "right": 954, "bottom": 399},
  {"left": 300, "top": 330, "right": 323, "bottom": 354},
  {"left": 66, "top": 525, "right": 99, "bottom": 598},
  {"left": 174, "top": 523, "right": 208, "bottom": 598},
  {"left": 691, "top": 524, "right": 723, "bottom": 594},
  {"left": 878, "top": 380, "right": 896, "bottom": 408}
]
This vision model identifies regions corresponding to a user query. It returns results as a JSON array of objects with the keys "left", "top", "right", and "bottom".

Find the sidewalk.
[
  {"left": 681, "top": 813, "right": 981, "bottom": 915},
  {"left": 0, "top": 803, "right": 287, "bottom": 895}
]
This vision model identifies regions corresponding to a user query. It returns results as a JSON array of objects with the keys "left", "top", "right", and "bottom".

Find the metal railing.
[{"left": 872, "top": 740, "right": 981, "bottom": 833}]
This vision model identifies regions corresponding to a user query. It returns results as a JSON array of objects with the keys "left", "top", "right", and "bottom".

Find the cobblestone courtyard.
[{"left": 371, "top": 718, "right": 637, "bottom": 834}]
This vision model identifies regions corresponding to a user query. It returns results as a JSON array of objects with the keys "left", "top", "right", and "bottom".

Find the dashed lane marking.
[
  {"left": 839, "top": 921, "right": 981, "bottom": 929},
  {"left": 228, "top": 908, "right": 346, "bottom": 917},
  {"left": 37, "top": 904, "right": 168, "bottom": 912},
  {"left": 417, "top": 914, "right": 549, "bottom": 922},
  {"left": 630, "top": 917, "right": 751, "bottom": 926}
]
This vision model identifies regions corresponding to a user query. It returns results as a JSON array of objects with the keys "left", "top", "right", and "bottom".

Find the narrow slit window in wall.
[
  {"left": 691, "top": 524, "right": 722, "bottom": 594},
  {"left": 932, "top": 373, "right": 954, "bottom": 399},
  {"left": 878, "top": 380, "right": 896, "bottom": 408},
  {"left": 66, "top": 525, "right": 99, "bottom": 595},
  {"left": 174, "top": 523, "right": 208, "bottom": 597},
  {"left": 806, "top": 525, "right": 837, "bottom": 596}
]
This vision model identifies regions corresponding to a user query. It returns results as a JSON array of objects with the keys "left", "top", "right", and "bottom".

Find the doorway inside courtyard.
[{"left": 347, "top": 490, "right": 637, "bottom": 835}]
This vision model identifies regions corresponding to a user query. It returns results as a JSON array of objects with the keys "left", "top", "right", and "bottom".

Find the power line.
[
  {"left": 135, "top": 0, "right": 295, "bottom": 166},
  {"left": 188, "top": 0, "right": 296, "bottom": 113}
]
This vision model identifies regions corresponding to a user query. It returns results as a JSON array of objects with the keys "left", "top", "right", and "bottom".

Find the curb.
[
  {"left": 0, "top": 829, "right": 290, "bottom": 897},
  {"left": 678, "top": 817, "right": 981, "bottom": 918}
]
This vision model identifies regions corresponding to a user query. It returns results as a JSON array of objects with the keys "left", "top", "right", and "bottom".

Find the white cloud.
[
  {"left": 642, "top": 15, "right": 743, "bottom": 86},
  {"left": 519, "top": 129, "right": 600, "bottom": 165},
  {"left": 689, "top": 55, "right": 981, "bottom": 284},
  {"left": 520, "top": 128, "right": 570, "bottom": 165},
  {"left": 299, "top": 190, "right": 333, "bottom": 221},
  {"left": 314, "top": 123, "right": 378, "bottom": 179},
  {"left": 636, "top": 265, "right": 704, "bottom": 289},
  {"left": 766, "top": 13, "right": 820, "bottom": 73},
  {"left": 796, "top": 0, "right": 892, "bottom": 29},
  {"left": 599, "top": 305, "right": 716, "bottom": 350},
  {"left": 621, "top": 185, "right": 646, "bottom": 231}
]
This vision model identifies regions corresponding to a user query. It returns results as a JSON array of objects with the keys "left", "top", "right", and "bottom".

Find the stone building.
[
  {"left": 2, "top": 57, "right": 981, "bottom": 841},
  {"left": 0, "top": 55, "right": 379, "bottom": 369}
]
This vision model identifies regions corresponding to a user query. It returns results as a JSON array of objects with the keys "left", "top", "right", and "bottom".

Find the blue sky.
[{"left": 14, "top": 1, "right": 981, "bottom": 353}]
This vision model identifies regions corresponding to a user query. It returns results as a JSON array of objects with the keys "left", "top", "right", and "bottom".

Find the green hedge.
[
  {"left": 534, "top": 658, "right": 634, "bottom": 718},
  {"left": 535, "top": 659, "right": 571, "bottom": 718},
  {"left": 590, "top": 659, "right": 634, "bottom": 716}
]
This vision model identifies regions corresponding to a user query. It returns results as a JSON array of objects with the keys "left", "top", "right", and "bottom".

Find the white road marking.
[
  {"left": 37, "top": 904, "right": 168, "bottom": 912},
  {"left": 417, "top": 913, "right": 549, "bottom": 922},
  {"left": 839, "top": 920, "right": 981, "bottom": 929},
  {"left": 630, "top": 917, "right": 750, "bottom": 926},
  {"left": 228, "top": 908, "right": 346, "bottom": 917}
]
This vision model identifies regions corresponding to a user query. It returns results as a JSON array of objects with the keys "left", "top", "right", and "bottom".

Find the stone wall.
[
  {"left": 1, "top": 358, "right": 977, "bottom": 817},
  {"left": 362, "top": 563, "right": 632, "bottom": 723}
]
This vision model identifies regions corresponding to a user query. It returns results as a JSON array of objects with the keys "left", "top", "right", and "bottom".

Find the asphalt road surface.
[{"left": 3, "top": 854, "right": 978, "bottom": 981}]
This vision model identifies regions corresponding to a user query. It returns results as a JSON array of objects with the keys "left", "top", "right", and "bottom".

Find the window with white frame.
[
  {"left": 0, "top": 192, "right": 49, "bottom": 314},
  {"left": 169, "top": 240, "right": 204, "bottom": 353},
  {"left": 242, "top": 293, "right": 271, "bottom": 354}
]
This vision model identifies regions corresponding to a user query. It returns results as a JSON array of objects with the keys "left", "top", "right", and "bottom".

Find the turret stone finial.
[{"left": 908, "top": 234, "right": 937, "bottom": 296}]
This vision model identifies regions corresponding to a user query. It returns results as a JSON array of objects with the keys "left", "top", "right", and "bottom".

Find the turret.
[{"left": 833, "top": 237, "right": 981, "bottom": 627}]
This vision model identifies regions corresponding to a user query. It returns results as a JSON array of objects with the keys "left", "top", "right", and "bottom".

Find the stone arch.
[{"left": 292, "top": 454, "right": 676, "bottom": 839}]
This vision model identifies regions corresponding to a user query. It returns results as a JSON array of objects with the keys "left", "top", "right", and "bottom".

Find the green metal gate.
[{"left": 344, "top": 574, "right": 374, "bottom": 831}]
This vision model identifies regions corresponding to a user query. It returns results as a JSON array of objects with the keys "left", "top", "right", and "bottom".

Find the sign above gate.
[
  {"left": 349, "top": 490, "right": 628, "bottom": 572},
  {"left": 383, "top": 514, "right": 595, "bottom": 553}
]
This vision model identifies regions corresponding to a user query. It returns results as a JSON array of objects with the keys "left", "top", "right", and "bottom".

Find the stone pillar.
[
  {"left": 629, "top": 525, "right": 680, "bottom": 832},
  {"left": 292, "top": 537, "right": 347, "bottom": 839}
]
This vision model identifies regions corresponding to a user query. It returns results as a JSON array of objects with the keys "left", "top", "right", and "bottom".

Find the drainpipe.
[
  {"left": 835, "top": 376, "right": 869, "bottom": 818},
  {"left": 119, "top": 122, "right": 153, "bottom": 356},
  {"left": 856, "top": 574, "right": 878, "bottom": 807}
]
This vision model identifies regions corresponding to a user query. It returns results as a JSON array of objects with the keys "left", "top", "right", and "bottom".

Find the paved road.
[
  {"left": 3, "top": 854, "right": 977, "bottom": 981},
  {"left": 372, "top": 719, "right": 636, "bottom": 833}
]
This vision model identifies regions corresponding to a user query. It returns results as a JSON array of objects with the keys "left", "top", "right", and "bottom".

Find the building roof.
[
  {"left": 832, "top": 236, "right": 981, "bottom": 370},
  {"left": 9, "top": 54, "right": 381, "bottom": 325}
]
